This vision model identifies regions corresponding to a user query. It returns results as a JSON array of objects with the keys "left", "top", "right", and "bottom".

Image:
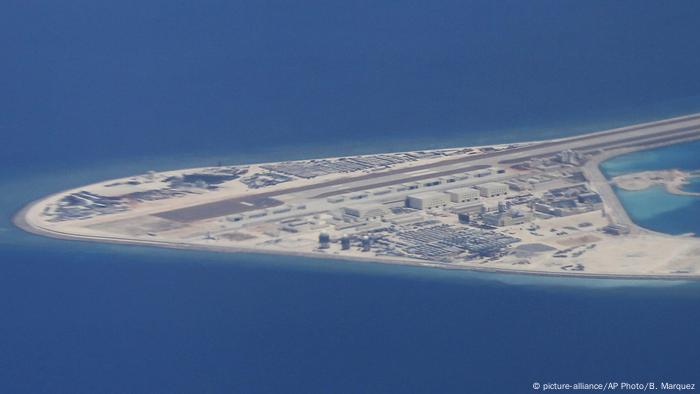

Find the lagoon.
[
  {"left": 4, "top": 1, "right": 700, "bottom": 392},
  {"left": 601, "top": 140, "right": 700, "bottom": 235}
]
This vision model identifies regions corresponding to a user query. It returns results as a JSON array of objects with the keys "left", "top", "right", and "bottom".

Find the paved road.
[
  {"left": 154, "top": 113, "right": 700, "bottom": 222},
  {"left": 582, "top": 158, "right": 635, "bottom": 231},
  {"left": 582, "top": 129, "right": 700, "bottom": 153},
  {"left": 155, "top": 196, "right": 283, "bottom": 222},
  {"left": 312, "top": 164, "right": 490, "bottom": 198},
  {"left": 500, "top": 125, "right": 700, "bottom": 164}
]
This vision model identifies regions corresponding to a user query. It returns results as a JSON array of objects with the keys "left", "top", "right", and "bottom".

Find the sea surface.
[
  {"left": 683, "top": 177, "right": 700, "bottom": 193},
  {"left": 601, "top": 140, "right": 700, "bottom": 235},
  {"left": 2, "top": 1, "right": 700, "bottom": 393}
]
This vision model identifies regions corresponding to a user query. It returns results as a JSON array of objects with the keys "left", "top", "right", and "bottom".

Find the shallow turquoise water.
[
  {"left": 681, "top": 176, "right": 700, "bottom": 193},
  {"left": 3, "top": 1, "right": 700, "bottom": 392},
  {"left": 601, "top": 140, "right": 700, "bottom": 235},
  {"left": 600, "top": 140, "right": 700, "bottom": 178}
]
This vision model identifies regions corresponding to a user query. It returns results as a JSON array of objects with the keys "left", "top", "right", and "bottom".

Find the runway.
[{"left": 153, "top": 113, "right": 700, "bottom": 223}]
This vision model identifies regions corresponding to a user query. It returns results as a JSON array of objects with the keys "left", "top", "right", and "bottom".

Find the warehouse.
[
  {"left": 482, "top": 210, "right": 533, "bottom": 227},
  {"left": 406, "top": 191, "right": 450, "bottom": 210},
  {"left": 343, "top": 203, "right": 389, "bottom": 220},
  {"left": 451, "top": 202, "right": 485, "bottom": 215},
  {"left": 476, "top": 182, "right": 509, "bottom": 197},
  {"left": 445, "top": 187, "right": 480, "bottom": 203}
]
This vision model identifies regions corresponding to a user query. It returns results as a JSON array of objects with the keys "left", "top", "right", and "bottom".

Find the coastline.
[
  {"left": 13, "top": 112, "right": 700, "bottom": 281},
  {"left": 612, "top": 169, "right": 700, "bottom": 196},
  {"left": 594, "top": 133, "right": 700, "bottom": 229},
  {"left": 14, "top": 160, "right": 700, "bottom": 282}
]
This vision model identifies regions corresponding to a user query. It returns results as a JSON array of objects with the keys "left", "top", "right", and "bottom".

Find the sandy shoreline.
[
  {"left": 613, "top": 169, "right": 700, "bottom": 196},
  {"left": 13, "top": 197, "right": 700, "bottom": 281},
  {"left": 13, "top": 112, "right": 700, "bottom": 281}
]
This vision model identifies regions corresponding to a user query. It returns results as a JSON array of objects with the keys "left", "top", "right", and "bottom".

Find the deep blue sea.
[
  {"left": 2, "top": 1, "right": 700, "bottom": 393},
  {"left": 601, "top": 140, "right": 700, "bottom": 235}
]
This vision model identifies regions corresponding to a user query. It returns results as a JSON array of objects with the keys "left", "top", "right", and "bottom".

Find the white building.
[
  {"left": 406, "top": 191, "right": 450, "bottom": 210},
  {"left": 445, "top": 187, "right": 480, "bottom": 203},
  {"left": 439, "top": 175, "right": 457, "bottom": 184},
  {"left": 451, "top": 202, "right": 485, "bottom": 215},
  {"left": 474, "top": 169, "right": 492, "bottom": 178},
  {"left": 343, "top": 203, "right": 389, "bottom": 220},
  {"left": 477, "top": 182, "right": 509, "bottom": 197},
  {"left": 482, "top": 210, "right": 533, "bottom": 227},
  {"left": 505, "top": 180, "right": 532, "bottom": 192}
]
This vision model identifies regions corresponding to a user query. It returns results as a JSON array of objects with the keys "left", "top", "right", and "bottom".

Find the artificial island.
[{"left": 15, "top": 114, "right": 700, "bottom": 279}]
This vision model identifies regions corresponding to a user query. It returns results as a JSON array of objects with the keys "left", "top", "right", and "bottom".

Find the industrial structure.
[
  {"left": 20, "top": 112, "right": 700, "bottom": 278},
  {"left": 445, "top": 187, "right": 480, "bottom": 203},
  {"left": 406, "top": 191, "right": 451, "bottom": 210},
  {"left": 477, "top": 182, "right": 509, "bottom": 198}
]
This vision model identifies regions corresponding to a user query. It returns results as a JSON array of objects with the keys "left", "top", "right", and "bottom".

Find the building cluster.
[
  {"left": 258, "top": 145, "right": 521, "bottom": 181},
  {"left": 166, "top": 168, "right": 248, "bottom": 189},
  {"left": 602, "top": 224, "right": 630, "bottom": 235},
  {"left": 314, "top": 219, "right": 520, "bottom": 261},
  {"left": 298, "top": 168, "right": 612, "bottom": 262},
  {"left": 240, "top": 171, "right": 293, "bottom": 189},
  {"left": 404, "top": 182, "right": 508, "bottom": 210},
  {"left": 482, "top": 201, "right": 534, "bottom": 227},
  {"left": 206, "top": 146, "right": 614, "bottom": 266},
  {"left": 512, "top": 150, "right": 590, "bottom": 172},
  {"left": 446, "top": 187, "right": 481, "bottom": 203},
  {"left": 276, "top": 213, "right": 331, "bottom": 233},
  {"left": 505, "top": 174, "right": 560, "bottom": 192},
  {"left": 325, "top": 167, "right": 505, "bottom": 205},
  {"left": 341, "top": 203, "right": 390, "bottom": 221},
  {"left": 52, "top": 191, "right": 129, "bottom": 221},
  {"left": 377, "top": 223, "right": 520, "bottom": 260},
  {"left": 396, "top": 223, "right": 520, "bottom": 259},
  {"left": 48, "top": 168, "right": 252, "bottom": 222},
  {"left": 406, "top": 191, "right": 451, "bottom": 210},
  {"left": 326, "top": 177, "right": 539, "bottom": 233},
  {"left": 555, "top": 149, "right": 587, "bottom": 166},
  {"left": 226, "top": 204, "right": 307, "bottom": 225},
  {"left": 261, "top": 151, "right": 448, "bottom": 179},
  {"left": 317, "top": 232, "right": 377, "bottom": 252},
  {"left": 533, "top": 184, "right": 603, "bottom": 217},
  {"left": 121, "top": 188, "right": 193, "bottom": 203}
]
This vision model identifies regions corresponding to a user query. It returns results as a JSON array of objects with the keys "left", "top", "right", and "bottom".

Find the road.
[{"left": 154, "top": 113, "right": 700, "bottom": 222}]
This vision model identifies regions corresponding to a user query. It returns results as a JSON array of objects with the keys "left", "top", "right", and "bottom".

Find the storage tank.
[
  {"left": 340, "top": 235, "right": 351, "bottom": 250},
  {"left": 319, "top": 232, "right": 330, "bottom": 249}
]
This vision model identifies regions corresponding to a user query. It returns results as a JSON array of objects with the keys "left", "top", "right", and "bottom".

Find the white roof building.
[
  {"left": 343, "top": 203, "right": 389, "bottom": 219},
  {"left": 476, "top": 182, "right": 509, "bottom": 197},
  {"left": 406, "top": 191, "right": 450, "bottom": 210},
  {"left": 445, "top": 187, "right": 480, "bottom": 203}
]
